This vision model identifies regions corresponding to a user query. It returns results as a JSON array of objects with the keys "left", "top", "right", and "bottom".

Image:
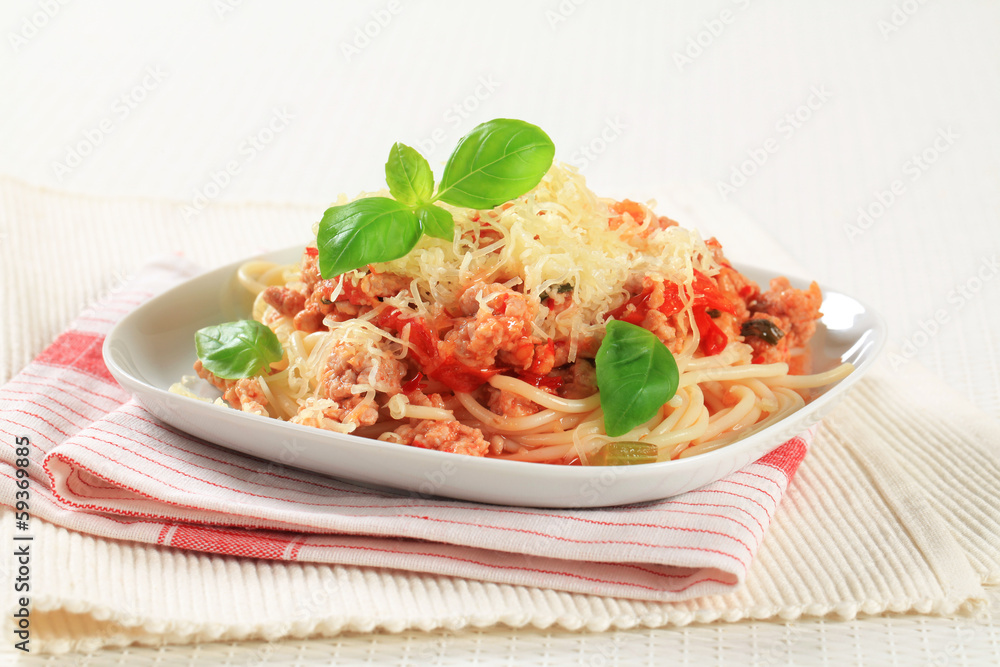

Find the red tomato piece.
[
  {"left": 526, "top": 338, "right": 555, "bottom": 375},
  {"left": 401, "top": 372, "right": 425, "bottom": 394},
  {"left": 693, "top": 307, "right": 728, "bottom": 356},
  {"left": 692, "top": 270, "right": 737, "bottom": 315},
  {"left": 516, "top": 371, "right": 564, "bottom": 392},
  {"left": 429, "top": 357, "right": 499, "bottom": 393},
  {"left": 376, "top": 307, "right": 499, "bottom": 392}
]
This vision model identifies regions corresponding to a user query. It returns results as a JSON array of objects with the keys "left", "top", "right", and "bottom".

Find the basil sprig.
[
  {"left": 436, "top": 120, "right": 556, "bottom": 209},
  {"left": 384, "top": 142, "right": 433, "bottom": 206},
  {"left": 317, "top": 118, "right": 555, "bottom": 278},
  {"left": 595, "top": 320, "right": 679, "bottom": 437},
  {"left": 414, "top": 203, "right": 454, "bottom": 241},
  {"left": 317, "top": 197, "right": 422, "bottom": 279},
  {"left": 195, "top": 320, "right": 282, "bottom": 380}
]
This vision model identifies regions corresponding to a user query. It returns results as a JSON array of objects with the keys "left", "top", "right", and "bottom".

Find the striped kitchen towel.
[{"left": 0, "top": 257, "right": 807, "bottom": 602}]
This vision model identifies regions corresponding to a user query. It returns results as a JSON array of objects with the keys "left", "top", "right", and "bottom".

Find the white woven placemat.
[
  {"left": 2, "top": 177, "right": 998, "bottom": 659},
  {"left": 3, "top": 2, "right": 1000, "bottom": 661}
]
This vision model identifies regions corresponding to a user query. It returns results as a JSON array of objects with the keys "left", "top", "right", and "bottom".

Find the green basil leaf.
[
  {"left": 385, "top": 142, "right": 434, "bottom": 206},
  {"left": 587, "top": 441, "right": 659, "bottom": 466},
  {"left": 195, "top": 320, "right": 282, "bottom": 380},
  {"left": 595, "top": 320, "right": 679, "bottom": 437},
  {"left": 415, "top": 203, "right": 454, "bottom": 241},
  {"left": 317, "top": 197, "right": 423, "bottom": 278},
  {"left": 436, "top": 118, "right": 555, "bottom": 209}
]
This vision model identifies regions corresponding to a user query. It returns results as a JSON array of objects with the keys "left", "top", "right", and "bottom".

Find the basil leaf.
[
  {"left": 385, "top": 142, "right": 434, "bottom": 206},
  {"left": 195, "top": 320, "right": 282, "bottom": 380},
  {"left": 595, "top": 320, "right": 679, "bottom": 437},
  {"left": 415, "top": 203, "right": 454, "bottom": 241},
  {"left": 436, "top": 118, "right": 555, "bottom": 209},
  {"left": 587, "top": 441, "right": 659, "bottom": 466},
  {"left": 317, "top": 197, "right": 423, "bottom": 278}
]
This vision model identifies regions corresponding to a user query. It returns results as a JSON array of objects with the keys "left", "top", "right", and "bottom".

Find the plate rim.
[{"left": 101, "top": 244, "right": 887, "bottom": 502}]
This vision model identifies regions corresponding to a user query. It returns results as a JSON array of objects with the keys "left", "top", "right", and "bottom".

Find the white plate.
[{"left": 103, "top": 246, "right": 886, "bottom": 508}]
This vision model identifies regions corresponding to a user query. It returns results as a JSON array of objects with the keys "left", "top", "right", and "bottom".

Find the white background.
[
  {"left": 3, "top": 0, "right": 997, "bottom": 418},
  {"left": 3, "top": 0, "right": 999, "bottom": 663}
]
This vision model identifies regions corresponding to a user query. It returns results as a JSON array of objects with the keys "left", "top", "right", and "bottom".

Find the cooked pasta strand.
[{"left": 176, "top": 163, "right": 854, "bottom": 467}]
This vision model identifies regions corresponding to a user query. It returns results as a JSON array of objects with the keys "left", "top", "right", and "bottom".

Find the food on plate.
[{"left": 174, "top": 119, "right": 852, "bottom": 465}]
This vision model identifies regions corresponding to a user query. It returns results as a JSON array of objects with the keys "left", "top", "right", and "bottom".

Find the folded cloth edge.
[{"left": 0, "top": 256, "right": 812, "bottom": 603}]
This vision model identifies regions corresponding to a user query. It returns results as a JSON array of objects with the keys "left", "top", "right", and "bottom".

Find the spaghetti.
[{"left": 176, "top": 163, "right": 852, "bottom": 464}]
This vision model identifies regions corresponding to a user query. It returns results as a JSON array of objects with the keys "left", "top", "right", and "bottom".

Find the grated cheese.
[
  {"left": 307, "top": 319, "right": 403, "bottom": 390},
  {"left": 373, "top": 163, "right": 719, "bottom": 358}
]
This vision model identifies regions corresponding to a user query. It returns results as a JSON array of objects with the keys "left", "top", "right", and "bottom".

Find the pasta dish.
[{"left": 175, "top": 161, "right": 851, "bottom": 465}]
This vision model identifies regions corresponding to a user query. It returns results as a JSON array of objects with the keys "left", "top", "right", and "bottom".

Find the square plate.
[{"left": 102, "top": 246, "right": 886, "bottom": 507}]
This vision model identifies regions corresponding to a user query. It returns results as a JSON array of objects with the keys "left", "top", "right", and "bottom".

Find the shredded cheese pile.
[{"left": 372, "top": 163, "right": 720, "bottom": 355}]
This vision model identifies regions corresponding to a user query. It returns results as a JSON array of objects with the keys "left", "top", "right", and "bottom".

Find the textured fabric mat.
[
  {"left": 1, "top": 177, "right": 998, "bottom": 653},
  {"left": 2, "top": 256, "right": 811, "bottom": 601}
]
